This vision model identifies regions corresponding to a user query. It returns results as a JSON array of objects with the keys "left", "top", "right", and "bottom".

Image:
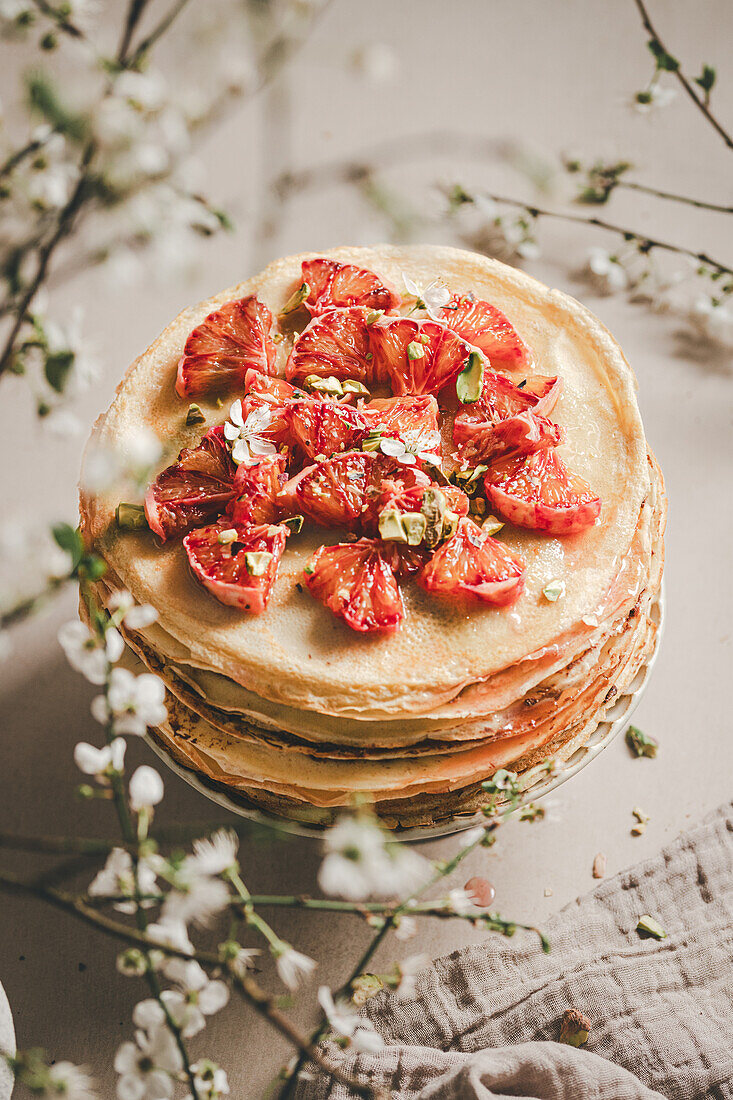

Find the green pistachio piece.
[
  {"left": 116, "top": 503, "right": 147, "bottom": 530},
  {"left": 244, "top": 551, "right": 272, "bottom": 576},
  {"left": 625, "top": 725, "right": 659, "bottom": 759},
  {"left": 281, "top": 515, "right": 304, "bottom": 534},
  {"left": 401, "top": 512, "right": 428, "bottom": 546},
  {"left": 406, "top": 341, "right": 425, "bottom": 360},
  {"left": 543, "top": 579, "right": 565, "bottom": 602},
  {"left": 362, "top": 429, "right": 383, "bottom": 452},
  {"left": 217, "top": 528, "right": 238, "bottom": 545},
  {"left": 378, "top": 509, "right": 407, "bottom": 543},
  {"left": 304, "top": 374, "right": 343, "bottom": 396},
  {"left": 185, "top": 403, "right": 205, "bottom": 426},
  {"left": 636, "top": 915, "right": 667, "bottom": 940},
  {"left": 482, "top": 515, "right": 505, "bottom": 536},
  {"left": 342, "top": 379, "right": 370, "bottom": 395},
  {"left": 456, "top": 351, "right": 484, "bottom": 403},
  {"left": 365, "top": 310, "right": 384, "bottom": 325},
  {"left": 304, "top": 563, "right": 315, "bottom": 576},
  {"left": 280, "top": 281, "right": 310, "bottom": 315},
  {"left": 442, "top": 510, "right": 459, "bottom": 541},
  {"left": 559, "top": 1009, "right": 591, "bottom": 1047},
  {"left": 421, "top": 487, "right": 448, "bottom": 549}
]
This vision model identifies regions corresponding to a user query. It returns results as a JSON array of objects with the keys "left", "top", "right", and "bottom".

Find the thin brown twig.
[
  {"left": 29, "top": 0, "right": 85, "bottom": 40},
  {"left": 615, "top": 179, "right": 733, "bottom": 214},
  {"left": 632, "top": 0, "right": 733, "bottom": 151}
]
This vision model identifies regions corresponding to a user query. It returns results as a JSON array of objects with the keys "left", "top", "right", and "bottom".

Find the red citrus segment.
[
  {"left": 456, "top": 410, "right": 564, "bottom": 464},
  {"left": 302, "top": 258, "right": 399, "bottom": 316},
  {"left": 144, "top": 426, "right": 235, "bottom": 542},
  {"left": 305, "top": 539, "right": 404, "bottom": 633},
  {"left": 360, "top": 394, "right": 439, "bottom": 435},
  {"left": 361, "top": 465, "right": 433, "bottom": 535},
  {"left": 183, "top": 521, "right": 288, "bottom": 613},
  {"left": 440, "top": 294, "right": 532, "bottom": 368},
  {"left": 369, "top": 317, "right": 470, "bottom": 395},
  {"left": 229, "top": 454, "right": 288, "bottom": 525},
  {"left": 176, "top": 297, "right": 277, "bottom": 398},
  {"left": 418, "top": 517, "right": 526, "bottom": 606},
  {"left": 243, "top": 369, "right": 306, "bottom": 402},
  {"left": 484, "top": 449, "right": 602, "bottom": 535},
  {"left": 284, "top": 451, "right": 378, "bottom": 529},
  {"left": 287, "top": 308, "right": 380, "bottom": 385},
  {"left": 287, "top": 400, "right": 370, "bottom": 460}
]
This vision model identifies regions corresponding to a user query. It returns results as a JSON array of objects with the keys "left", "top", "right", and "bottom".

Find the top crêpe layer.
[{"left": 81, "top": 245, "right": 649, "bottom": 717}]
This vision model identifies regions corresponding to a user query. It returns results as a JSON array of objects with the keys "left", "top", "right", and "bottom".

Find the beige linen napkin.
[{"left": 294, "top": 801, "right": 733, "bottom": 1099}]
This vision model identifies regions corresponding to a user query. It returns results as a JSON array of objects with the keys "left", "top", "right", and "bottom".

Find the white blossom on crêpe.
[
  {"left": 394, "top": 954, "right": 429, "bottom": 999},
  {"left": 91, "top": 669, "right": 167, "bottom": 735},
  {"left": 224, "top": 400, "right": 277, "bottom": 465},
  {"left": 689, "top": 295, "right": 733, "bottom": 349},
  {"left": 74, "top": 737, "right": 126, "bottom": 779},
  {"left": 274, "top": 944, "right": 317, "bottom": 991},
  {"left": 108, "top": 589, "right": 159, "bottom": 630},
  {"left": 189, "top": 829, "right": 239, "bottom": 876},
  {"left": 46, "top": 1061, "right": 98, "bottom": 1099},
  {"left": 114, "top": 1021, "right": 182, "bottom": 1100},
  {"left": 129, "top": 765, "right": 164, "bottom": 812},
  {"left": 318, "top": 986, "right": 384, "bottom": 1053},
  {"left": 378, "top": 428, "right": 441, "bottom": 466},
  {"left": 402, "top": 274, "right": 451, "bottom": 320},
  {"left": 585, "top": 248, "right": 628, "bottom": 295},
  {"left": 59, "top": 622, "right": 124, "bottom": 685},
  {"left": 319, "top": 814, "right": 432, "bottom": 900},
  {"left": 88, "top": 848, "right": 157, "bottom": 914},
  {"left": 191, "top": 1061, "right": 230, "bottom": 1099}
]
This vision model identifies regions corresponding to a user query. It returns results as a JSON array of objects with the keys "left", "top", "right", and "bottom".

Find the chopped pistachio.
[
  {"left": 351, "top": 973, "right": 384, "bottom": 1005},
  {"left": 215, "top": 397, "right": 224, "bottom": 408},
  {"left": 116, "top": 503, "right": 147, "bottom": 530},
  {"left": 217, "top": 528, "right": 238, "bottom": 545},
  {"left": 544, "top": 887, "right": 553, "bottom": 897},
  {"left": 592, "top": 852, "right": 607, "bottom": 879},
  {"left": 631, "top": 822, "right": 646, "bottom": 837},
  {"left": 636, "top": 915, "right": 667, "bottom": 940},
  {"left": 362, "top": 429, "right": 383, "bottom": 452},
  {"left": 378, "top": 508, "right": 407, "bottom": 543},
  {"left": 482, "top": 515, "right": 504, "bottom": 536},
  {"left": 559, "top": 1008, "right": 591, "bottom": 1047},
  {"left": 304, "top": 563, "right": 315, "bottom": 576},
  {"left": 625, "top": 725, "right": 659, "bottom": 759},
  {"left": 631, "top": 806, "right": 649, "bottom": 836},
  {"left": 406, "top": 341, "right": 425, "bottom": 360},
  {"left": 468, "top": 496, "right": 486, "bottom": 518},
  {"left": 281, "top": 515, "right": 304, "bottom": 534},
  {"left": 419, "top": 333, "right": 430, "bottom": 345},
  {"left": 272, "top": 332, "right": 284, "bottom": 345},
  {"left": 442, "top": 510, "right": 459, "bottom": 541},
  {"left": 365, "top": 309, "right": 384, "bottom": 325},
  {"left": 280, "top": 281, "right": 309, "bottom": 315},
  {"left": 421, "top": 487, "right": 451, "bottom": 549},
  {"left": 185, "top": 403, "right": 205, "bottom": 426},
  {"left": 342, "top": 378, "right": 370, "bottom": 395},
  {"left": 456, "top": 351, "right": 484, "bottom": 403},
  {"left": 244, "top": 551, "right": 272, "bottom": 576},
  {"left": 304, "top": 374, "right": 343, "bottom": 397},
  {"left": 401, "top": 512, "right": 428, "bottom": 546},
  {"left": 543, "top": 579, "right": 566, "bottom": 602}
]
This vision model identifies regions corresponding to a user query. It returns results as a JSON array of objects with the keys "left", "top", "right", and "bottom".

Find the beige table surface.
[{"left": 1, "top": 1, "right": 732, "bottom": 1097}]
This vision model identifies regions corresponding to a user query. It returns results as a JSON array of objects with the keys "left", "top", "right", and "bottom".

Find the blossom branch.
[
  {"left": 614, "top": 179, "right": 733, "bottom": 214},
  {"left": 632, "top": 0, "right": 733, "bottom": 150}
]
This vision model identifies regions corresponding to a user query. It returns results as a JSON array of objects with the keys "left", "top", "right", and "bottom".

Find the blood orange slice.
[
  {"left": 144, "top": 426, "right": 235, "bottom": 542},
  {"left": 243, "top": 369, "right": 305, "bottom": 402},
  {"left": 302, "top": 258, "right": 399, "bottom": 316},
  {"left": 359, "top": 394, "right": 441, "bottom": 461},
  {"left": 454, "top": 372, "right": 563, "bottom": 463},
  {"left": 176, "top": 297, "right": 277, "bottom": 398},
  {"left": 304, "top": 539, "right": 404, "bottom": 633},
  {"left": 287, "top": 308, "right": 379, "bottom": 386},
  {"left": 456, "top": 410, "right": 564, "bottom": 464},
  {"left": 287, "top": 400, "right": 370, "bottom": 460},
  {"left": 283, "top": 451, "right": 377, "bottom": 529},
  {"left": 369, "top": 318, "right": 470, "bottom": 396},
  {"left": 484, "top": 449, "right": 602, "bottom": 535},
  {"left": 183, "top": 520, "right": 288, "bottom": 613},
  {"left": 418, "top": 517, "right": 526, "bottom": 606},
  {"left": 440, "top": 294, "right": 532, "bottom": 368},
  {"left": 229, "top": 454, "right": 288, "bottom": 525}
]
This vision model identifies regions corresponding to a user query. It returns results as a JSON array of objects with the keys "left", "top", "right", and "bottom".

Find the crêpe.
[{"left": 80, "top": 245, "right": 664, "bottom": 829}]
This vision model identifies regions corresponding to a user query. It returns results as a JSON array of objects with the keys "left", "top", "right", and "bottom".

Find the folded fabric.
[{"left": 294, "top": 801, "right": 733, "bottom": 1100}]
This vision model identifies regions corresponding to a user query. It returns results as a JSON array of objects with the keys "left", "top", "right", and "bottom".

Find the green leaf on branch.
[
  {"left": 52, "top": 522, "right": 83, "bottom": 570},
  {"left": 26, "top": 71, "right": 88, "bottom": 143},
  {"left": 694, "top": 64, "right": 716, "bottom": 102},
  {"left": 44, "top": 349, "right": 75, "bottom": 393},
  {"left": 647, "top": 39, "right": 679, "bottom": 72}
]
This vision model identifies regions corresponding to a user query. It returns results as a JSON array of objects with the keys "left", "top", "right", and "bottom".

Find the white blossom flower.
[
  {"left": 116, "top": 948, "right": 148, "bottom": 978},
  {"left": 74, "top": 737, "right": 126, "bottom": 778},
  {"left": 402, "top": 274, "right": 451, "bottom": 321},
  {"left": 91, "top": 668, "right": 167, "bottom": 735},
  {"left": 109, "top": 590, "right": 159, "bottom": 630},
  {"left": 689, "top": 295, "right": 733, "bottom": 349},
  {"left": 319, "top": 815, "right": 432, "bottom": 901},
  {"left": 189, "top": 829, "right": 239, "bottom": 876},
  {"left": 88, "top": 848, "right": 158, "bottom": 914},
  {"left": 0, "top": 0, "right": 33, "bottom": 37},
  {"left": 378, "top": 428, "right": 441, "bottom": 465},
  {"left": 446, "top": 887, "right": 482, "bottom": 916},
  {"left": 160, "top": 874, "right": 231, "bottom": 928},
  {"left": 462, "top": 195, "right": 541, "bottom": 263},
  {"left": 191, "top": 1061, "right": 230, "bottom": 1099},
  {"left": 145, "top": 918, "right": 194, "bottom": 958},
  {"left": 460, "top": 825, "right": 487, "bottom": 848},
  {"left": 224, "top": 400, "right": 277, "bottom": 465},
  {"left": 47, "top": 1061, "right": 97, "bottom": 1099},
  {"left": 227, "top": 945, "right": 260, "bottom": 978},
  {"left": 394, "top": 915, "right": 417, "bottom": 941},
  {"left": 59, "top": 622, "right": 124, "bottom": 685},
  {"left": 318, "top": 986, "right": 384, "bottom": 1053},
  {"left": 114, "top": 1022, "right": 182, "bottom": 1100},
  {"left": 393, "top": 953, "right": 429, "bottom": 999},
  {"left": 154, "top": 960, "right": 229, "bottom": 1037},
  {"left": 632, "top": 83, "right": 677, "bottom": 113},
  {"left": 274, "top": 944, "right": 317, "bottom": 991},
  {"left": 129, "top": 765, "right": 164, "bottom": 812},
  {"left": 585, "top": 247, "right": 628, "bottom": 294}
]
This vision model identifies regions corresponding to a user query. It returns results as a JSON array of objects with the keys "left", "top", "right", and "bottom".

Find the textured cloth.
[{"left": 294, "top": 802, "right": 733, "bottom": 1100}]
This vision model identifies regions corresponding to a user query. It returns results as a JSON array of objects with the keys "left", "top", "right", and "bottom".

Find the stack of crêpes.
[{"left": 80, "top": 245, "right": 666, "bottom": 831}]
